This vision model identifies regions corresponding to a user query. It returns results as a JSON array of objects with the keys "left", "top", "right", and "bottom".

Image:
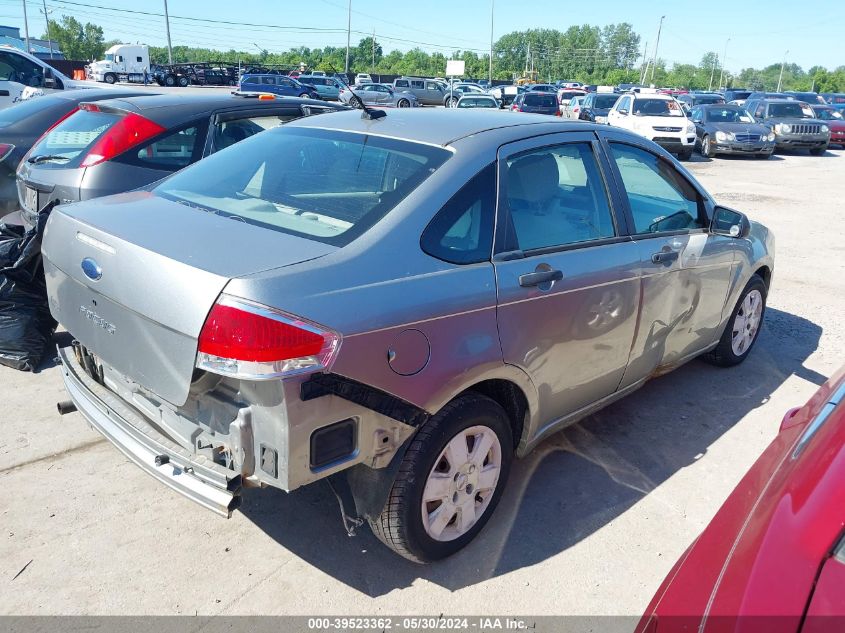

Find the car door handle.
[
  {"left": 651, "top": 251, "right": 680, "bottom": 265},
  {"left": 519, "top": 269, "right": 563, "bottom": 287}
]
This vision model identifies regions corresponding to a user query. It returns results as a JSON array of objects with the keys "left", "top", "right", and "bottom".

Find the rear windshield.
[
  {"left": 768, "top": 102, "right": 811, "bottom": 118},
  {"left": 154, "top": 127, "right": 451, "bottom": 247},
  {"left": 458, "top": 98, "right": 497, "bottom": 108},
  {"left": 696, "top": 95, "right": 725, "bottom": 104},
  {"left": 524, "top": 94, "right": 557, "bottom": 107},
  {"left": 633, "top": 98, "right": 683, "bottom": 117},
  {"left": 26, "top": 109, "right": 122, "bottom": 167},
  {"left": 594, "top": 94, "right": 619, "bottom": 109}
]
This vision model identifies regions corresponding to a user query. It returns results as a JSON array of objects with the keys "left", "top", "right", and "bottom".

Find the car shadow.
[
  {"left": 239, "top": 307, "right": 822, "bottom": 595},
  {"left": 33, "top": 330, "right": 74, "bottom": 373}
]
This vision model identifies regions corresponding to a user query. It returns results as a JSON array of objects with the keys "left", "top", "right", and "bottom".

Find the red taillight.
[
  {"left": 196, "top": 296, "right": 340, "bottom": 379},
  {"left": 80, "top": 112, "right": 166, "bottom": 167}
]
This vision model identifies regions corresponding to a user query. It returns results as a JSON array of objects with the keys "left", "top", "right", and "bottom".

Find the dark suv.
[{"left": 745, "top": 98, "right": 831, "bottom": 154}]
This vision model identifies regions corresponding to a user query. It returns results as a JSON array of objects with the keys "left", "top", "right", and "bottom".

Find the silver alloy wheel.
[
  {"left": 398, "top": 99, "right": 410, "bottom": 108},
  {"left": 731, "top": 289, "right": 763, "bottom": 356},
  {"left": 421, "top": 425, "right": 502, "bottom": 542},
  {"left": 703, "top": 135, "right": 711, "bottom": 156}
]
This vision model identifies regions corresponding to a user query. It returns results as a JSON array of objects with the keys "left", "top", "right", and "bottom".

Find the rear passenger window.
[
  {"left": 212, "top": 114, "right": 298, "bottom": 152},
  {"left": 608, "top": 143, "right": 706, "bottom": 234},
  {"left": 135, "top": 126, "right": 199, "bottom": 170},
  {"left": 421, "top": 163, "right": 495, "bottom": 264},
  {"left": 411, "top": 80, "right": 424, "bottom": 89},
  {"left": 395, "top": 80, "right": 409, "bottom": 88},
  {"left": 503, "top": 143, "right": 615, "bottom": 252}
]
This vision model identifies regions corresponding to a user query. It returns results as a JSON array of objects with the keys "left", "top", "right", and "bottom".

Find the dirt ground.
[{"left": 1, "top": 147, "right": 843, "bottom": 619}]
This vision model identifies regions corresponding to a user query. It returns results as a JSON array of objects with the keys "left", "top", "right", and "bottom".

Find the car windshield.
[
  {"left": 705, "top": 107, "right": 754, "bottom": 123},
  {"left": 524, "top": 94, "right": 557, "bottom": 107},
  {"left": 633, "top": 98, "right": 683, "bottom": 117},
  {"left": 594, "top": 95, "right": 619, "bottom": 109},
  {"left": 813, "top": 108, "right": 843, "bottom": 121},
  {"left": 768, "top": 102, "right": 812, "bottom": 118},
  {"left": 154, "top": 127, "right": 451, "bottom": 247}
]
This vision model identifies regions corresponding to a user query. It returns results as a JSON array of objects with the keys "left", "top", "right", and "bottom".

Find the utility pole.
[
  {"left": 649, "top": 15, "right": 665, "bottom": 84},
  {"left": 639, "top": 40, "right": 648, "bottom": 84},
  {"left": 371, "top": 27, "right": 375, "bottom": 75},
  {"left": 777, "top": 49, "right": 789, "bottom": 92},
  {"left": 21, "top": 0, "right": 31, "bottom": 54},
  {"left": 488, "top": 0, "right": 494, "bottom": 85},
  {"left": 40, "top": 0, "right": 54, "bottom": 58},
  {"left": 345, "top": 0, "right": 352, "bottom": 75},
  {"left": 163, "top": 0, "right": 173, "bottom": 65},
  {"left": 718, "top": 37, "right": 730, "bottom": 90},
  {"left": 708, "top": 54, "right": 717, "bottom": 91}
]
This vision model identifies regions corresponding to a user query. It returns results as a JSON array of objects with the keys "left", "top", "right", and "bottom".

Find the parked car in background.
[
  {"left": 579, "top": 91, "right": 620, "bottom": 124},
  {"left": 747, "top": 91, "right": 796, "bottom": 101},
  {"left": 745, "top": 98, "right": 830, "bottom": 155},
  {"left": 339, "top": 83, "right": 419, "bottom": 108},
  {"left": 392, "top": 77, "right": 447, "bottom": 106},
  {"left": 42, "top": 108, "right": 773, "bottom": 563},
  {"left": 0, "top": 88, "right": 156, "bottom": 218},
  {"left": 689, "top": 104, "right": 775, "bottom": 159},
  {"left": 297, "top": 75, "right": 342, "bottom": 101},
  {"left": 560, "top": 95, "right": 586, "bottom": 120},
  {"left": 354, "top": 73, "right": 373, "bottom": 86},
  {"left": 821, "top": 92, "right": 845, "bottom": 105},
  {"left": 0, "top": 45, "right": 98, "bottom": 109},
  {"left": 455, "top": 94, "right": 500, "bottom": 109},
  {"left": 723, "top": 88, "right": 752, "bottom": 105},
  {"left": 638, "top": 367, "right": 845, "bottom": 633},
  {"left": 810, "top": 104, "right": 845, "bottom": 147},
  {"left": 527, "top": 84, "right": 558, "bottom": 93},
  {"left": 617, "top": 83, "right": 645, "bottom": 92},
  {"left": 16, "top": 93, "right": 343, "bottom": 227},
  {"left": 510, "top": 91, "right": 559, "bottom": 115},
  {"left": 608, "top": 92, "right": 696, "bottom": 160},
  {"left": 556, "top": 89, "right": 586, "bottom": 108},
  {"left": 488, "top": 84, "right": 520, "bottom": 106},
  {"left": 239, "top": 74, "right": 319, "bottom": 99},
  {"left": 444, "top": 83, "right": 485, "bottom": 107},
  {"left": 676, "top": 92, "right": 726, "bottom": 111},
  {"left": 785, "top": 91, "right": 826, "bottom": 105}
]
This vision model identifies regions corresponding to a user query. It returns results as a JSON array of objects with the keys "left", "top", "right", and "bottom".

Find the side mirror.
[
  {"left": 692, "top": 118, "right": 702, "bottom": 124},
  {"left": 618, "top": 109, "right": 628, "bottom": 115},
  {"left": 711, "top": 206, "right": 751, "bottom": 238}
]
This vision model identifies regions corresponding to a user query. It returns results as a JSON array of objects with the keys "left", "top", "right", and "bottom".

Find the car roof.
[
  {"left": 285, "top": 108, "right": 599, "bottom": 146},
  {"left": 760, "top": 98, "right": 804, "bottom": 104},
  {"left": 54, "top": 88, "right": 158, "bottom": 102},
  {"left": 85, "top": 93, "right": 334, "bottom": 125}
]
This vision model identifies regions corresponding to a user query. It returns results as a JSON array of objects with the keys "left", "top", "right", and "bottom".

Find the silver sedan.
[
  {"left": 338, "top": 83, "right": 418, "bottom": 108},
  {"left": 43, "top": 110, "right": 774, "bottom": 563}
]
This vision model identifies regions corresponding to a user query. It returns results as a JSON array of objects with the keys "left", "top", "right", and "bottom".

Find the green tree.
[{"left": 43, "top": 15, "right": 105, "bottom": 61}]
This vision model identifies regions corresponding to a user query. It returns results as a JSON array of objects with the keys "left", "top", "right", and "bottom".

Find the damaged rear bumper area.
[{"left": 57, "top": 345, "right": 242, "bottom": 517}]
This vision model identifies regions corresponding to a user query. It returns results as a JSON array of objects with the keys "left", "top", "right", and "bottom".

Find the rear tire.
[
  {"left": 446, "top": 97, "right": 458, "bottom": 108},
  {"left": 704, "top": 275, "right": 767, "bottom": 367},
  {"left": 369, "top": 393, "right": 513, "bottom": 563},
  {"left": 177, "top": 76, "right": 189, "bottom": 87},
  {"left": 164, "top": 74, "right": 176, "bottom": 87},
  {"left": 397, "top": 98, "right": 410, "bottom": 108}
]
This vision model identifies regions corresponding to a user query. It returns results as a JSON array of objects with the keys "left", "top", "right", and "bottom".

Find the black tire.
[
  {"left": 810, "top": 147, "right": 827, "bottom": 156},
  {"left": 704, "top": 275, "right": 767, "bottom": 367},
  {"left": 678, "top": 149, "right": 693, "bottom": 161},
  {"left": 446, "top": 97, "right": 458, "bottom": 108},
  {"left": 177, "top": 76, "right": 189, "bottom": 88},
  {"left": 164, "top": 74, "right": 176, "bottom": 87},
  {"left": 103, "top": 73, "right": 116, "bottom": 85},
  {"left": 701, "top": 135, "right": 716, "bottom": 158},
  {"left": 369, "top": 393, "right": 513, "bottom": 563},
  {"left": 397, "top": 98, "right": 410, "bottom": 108}
]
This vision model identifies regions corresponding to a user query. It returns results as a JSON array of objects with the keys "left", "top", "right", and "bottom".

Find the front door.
[
  {"left": 493, "top": 132, "right": 641, "bottom": 427},
  {"left": 599, "top": 134, "right": 735, "bottom": 387}
]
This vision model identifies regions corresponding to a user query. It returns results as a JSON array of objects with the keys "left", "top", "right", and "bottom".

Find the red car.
[
  {"left": 639, "top": 365, "right": 845, "bottom": 633},
  {"left": 811, "top": 105, "right": 845, "bottom": 148}
]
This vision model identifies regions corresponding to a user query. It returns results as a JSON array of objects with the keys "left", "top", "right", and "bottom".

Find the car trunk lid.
[{"left": 42, "top": 191, "right": 336, "bottom": 405}]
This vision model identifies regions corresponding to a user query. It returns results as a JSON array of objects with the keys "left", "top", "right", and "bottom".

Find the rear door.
[
  {"left": 598, "top": 131, "right": 735, "bottom": 386},
  {"left": 493, "top": 132, "right": 641, "bottom": 426}
]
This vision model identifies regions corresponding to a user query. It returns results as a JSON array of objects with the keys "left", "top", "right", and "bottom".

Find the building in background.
[{"left": 0, "top": 25, "right": 65, "bottom": 60}]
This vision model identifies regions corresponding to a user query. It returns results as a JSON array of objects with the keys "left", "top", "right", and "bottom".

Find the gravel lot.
[{"left": 1, "top": 146, "right": 843, "bottom": 618}]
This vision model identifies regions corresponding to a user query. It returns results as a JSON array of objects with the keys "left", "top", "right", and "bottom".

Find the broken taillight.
[{"left": 196, "top": 296, "right": 340, "bottom": 380}]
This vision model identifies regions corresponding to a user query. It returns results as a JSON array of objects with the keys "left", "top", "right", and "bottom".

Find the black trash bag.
[{"left": 0, "top": 210, "right": 57, "bottom": 371}]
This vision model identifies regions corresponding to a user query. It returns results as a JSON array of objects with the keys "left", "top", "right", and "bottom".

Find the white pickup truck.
[{"left": 0, "top": 45, "right": 99, "bottom": 109}]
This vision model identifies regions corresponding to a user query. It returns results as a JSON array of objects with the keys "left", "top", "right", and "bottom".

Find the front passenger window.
[{"left": 609, "top": 143, "right": 706, "bottom": 234}]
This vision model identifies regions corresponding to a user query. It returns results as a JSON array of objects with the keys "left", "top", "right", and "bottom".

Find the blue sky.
[{"left": 0, "top": 0, "right": 840, "bottom": 71}]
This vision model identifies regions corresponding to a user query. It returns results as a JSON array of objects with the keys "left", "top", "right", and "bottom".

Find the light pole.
[
  {"left": 717, "top": 37, "right": 730, "bottom": 90},
  {"left": 488, "top": 0, "right": 494, "bottom": 85},
  {"left": 708, "top": 53, "right": 717, "bottom": 91},
  {"left": 649, "top": 15, "right": 665, "bottom": 84},
  {"left": 163, "top": 0, "right": 173, "bottom": 65},
  {"left": 345, "top": 0, "right": 352, "bottom": 75},
  {"left": 40, "top": 0, "right": 54, "bottom": 59},
  {"left": 21, "top": 0, "right": 30, "bottom": 54},
  {"left": 776, "top": 49, "right": 789, "bottom": 92}
]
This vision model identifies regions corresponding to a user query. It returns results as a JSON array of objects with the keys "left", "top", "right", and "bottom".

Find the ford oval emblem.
[{"left": 81, "top": 257, "right": 102, "bottom": 281}]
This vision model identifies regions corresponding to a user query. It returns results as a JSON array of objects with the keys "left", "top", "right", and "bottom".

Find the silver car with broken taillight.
[{"left": 42, "top": 108, "right": 775, "bottom": 563}]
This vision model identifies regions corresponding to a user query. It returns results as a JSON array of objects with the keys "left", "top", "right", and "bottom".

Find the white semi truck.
[{"left": 89, "top": 44, "right": 150, "bottom": 84}]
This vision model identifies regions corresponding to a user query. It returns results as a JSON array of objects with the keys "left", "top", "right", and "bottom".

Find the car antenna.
[{"left": 328, "top": 64, "right": 386, "bottom": 120}]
